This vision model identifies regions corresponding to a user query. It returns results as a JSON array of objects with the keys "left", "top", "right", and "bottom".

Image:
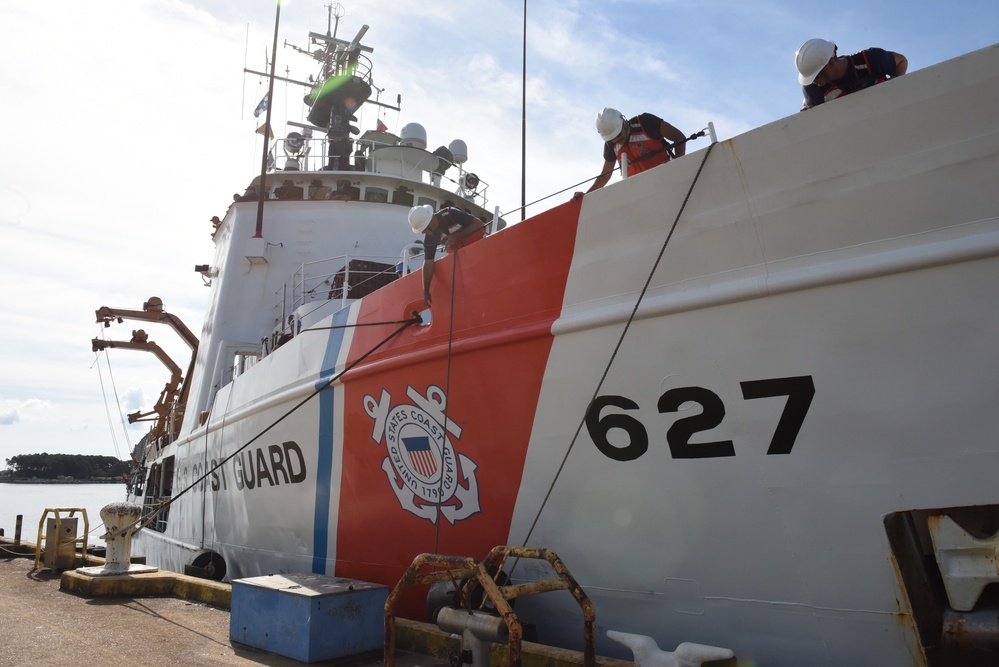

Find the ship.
[{"left": 91, "top": 5, "right": 999, "bottom": 666}]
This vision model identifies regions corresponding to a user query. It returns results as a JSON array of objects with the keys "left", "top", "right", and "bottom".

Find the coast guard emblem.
[{"left": 363, "top": 384, "right": 481, "bottom": 524}]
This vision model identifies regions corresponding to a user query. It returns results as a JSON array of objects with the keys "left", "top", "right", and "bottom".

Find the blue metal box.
[{"left": 230, "top": 573, "right": 389, "bottom": 663}]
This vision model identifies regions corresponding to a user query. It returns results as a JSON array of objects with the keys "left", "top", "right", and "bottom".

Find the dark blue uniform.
[
  {"left": 803, "top": 47, "right": 899, "bottom": 107},
  {"left": 422, "top": 207, "right": 478, "bottom": 260}
]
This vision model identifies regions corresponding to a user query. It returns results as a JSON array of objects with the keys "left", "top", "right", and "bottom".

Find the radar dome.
[
  {"left": 448, "top": 139, "right": 468, "bottom": 164},
  {"left": 399, "top": 123, "right": 427, "bottom": 150}
]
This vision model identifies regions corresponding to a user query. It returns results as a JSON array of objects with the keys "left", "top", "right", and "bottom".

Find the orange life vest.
[{"left": 615, "top": 117, "right": 671, "bottom": 176}]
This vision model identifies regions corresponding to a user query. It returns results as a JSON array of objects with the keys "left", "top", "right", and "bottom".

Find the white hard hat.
[
  {"left": 795, "top": 39, "right": 837, "bottom": 85},
  {"left": 408, "top": 204, "right": 434, "bottom": 233},
  {"left": 595, "top": 107, "right": 625, "bottom": 142}
]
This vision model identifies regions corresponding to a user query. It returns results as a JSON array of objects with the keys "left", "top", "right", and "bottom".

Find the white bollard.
[
  {"left": 100, "top": 502, "right": 143, "bottom": 572},
  {"left": 77, "top": 502, "right": 158, "bottom": 577}
]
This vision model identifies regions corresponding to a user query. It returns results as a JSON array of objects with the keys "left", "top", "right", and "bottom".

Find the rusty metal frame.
[
  {"left": 34, "top": 507, "right": 90, "bottom": 570},
  {"left": 384, "top": 546, "right": 595, "bottom": 667}
]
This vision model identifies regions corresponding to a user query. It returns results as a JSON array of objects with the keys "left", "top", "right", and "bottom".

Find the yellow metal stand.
[{"left": 34, "top": 507, "right": 90, "bottom": 570}]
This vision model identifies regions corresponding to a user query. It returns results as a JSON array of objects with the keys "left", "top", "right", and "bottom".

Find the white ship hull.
[{"left": 111, "top": 38, "right": 999, "bottom": 666}]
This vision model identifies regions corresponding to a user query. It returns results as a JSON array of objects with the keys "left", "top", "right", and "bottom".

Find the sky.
[{"left": 1, "top": 0, "right": 996, "bottom": 468}]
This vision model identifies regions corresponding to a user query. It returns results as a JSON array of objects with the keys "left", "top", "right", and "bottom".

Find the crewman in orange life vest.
[{"left": 573, "top": 108, "right": 686, "bottom": 201}]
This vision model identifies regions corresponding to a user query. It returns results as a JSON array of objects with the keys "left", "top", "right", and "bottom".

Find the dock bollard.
[
  {"left": 437, "top": 608, "right": 508, "bottom": 667},
  {"left": 15, "top": 514, "right": 22, "bottom": 546},
  {"left": 76, "top": 502, "right": 158, "bottom": 577},
  {"left": 100, "top": 503, "right": 143, "bottom": 572}
]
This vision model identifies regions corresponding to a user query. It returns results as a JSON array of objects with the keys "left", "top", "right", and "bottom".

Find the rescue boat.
[{"left": 94, "top": 6, "right": 999, "bottom": 665}]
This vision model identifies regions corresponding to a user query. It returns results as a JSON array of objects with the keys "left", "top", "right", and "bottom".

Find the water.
[{"left": 0, "top": 482, "right": 128, "bottom": 547}]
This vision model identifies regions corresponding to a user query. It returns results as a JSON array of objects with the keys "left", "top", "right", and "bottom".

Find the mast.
[
  {"left": 520, "top": 0, "right": 527, "bottom": 221},
  {"left": 328, "top": 2, "right": 341, "bottom": 39},
  {"left": 253, "top": 0, "right": 283, "bottom": 239}
]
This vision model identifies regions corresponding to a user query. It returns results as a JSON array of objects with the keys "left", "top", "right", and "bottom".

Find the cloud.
[
  {"left": 0, "top": 188, "right": 31, "bottom": 227},
  {"left": 0, "top": 399, "right": 53, "bottom": 426},
  {"left": 120, "top": 388, "right": 148, "bottom": 412}
]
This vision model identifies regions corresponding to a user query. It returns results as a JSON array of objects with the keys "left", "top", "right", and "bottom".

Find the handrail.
[{"left": 384, "top": 546, "right": 596, "bottom": 667}]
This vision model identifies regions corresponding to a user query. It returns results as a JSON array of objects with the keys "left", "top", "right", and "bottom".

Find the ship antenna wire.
[
  {"left": 92, "top": 346, "right": 125, "bottom": 464},
  {"left": 240, "top": 23, "right": 249, "bottom": 120},
  {"left": 520, "top": 0, "right": 527, "bottom": 221},
  {"left": 119, "top": 314, "right": 423, "bottom": 540},
  {"left": 518, "top": 142, "right": 718, "bottom": 551}
]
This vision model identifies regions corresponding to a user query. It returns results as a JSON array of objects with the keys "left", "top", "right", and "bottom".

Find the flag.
[
  {"left": 253, "top": 92, "right": 269, "bottom": 118},
  {"left": 402, "top": 436, "right": 438, "bottom": 477},
  {"left": 255, "top": 122, "right": 274, "bottom": 140},
  {"left": 376, "top": 118, "right": 388, "bottom": 132}
]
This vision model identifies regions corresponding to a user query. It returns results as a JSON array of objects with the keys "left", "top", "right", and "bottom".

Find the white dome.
[
  {"left": 399, "top": 123, "right": 427, "bottom": 150},
  {"left": 448, "top": 139, "right": 468, "bottom": 164}
]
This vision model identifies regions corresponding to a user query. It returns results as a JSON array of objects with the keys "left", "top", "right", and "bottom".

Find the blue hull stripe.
[{"left": 312, "top": 307, "right": 352, "bottom": 574}]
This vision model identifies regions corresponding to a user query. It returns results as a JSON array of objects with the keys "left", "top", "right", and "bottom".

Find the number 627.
[{"left": 585, "top": 375, "right": 815, "bottom": 461}]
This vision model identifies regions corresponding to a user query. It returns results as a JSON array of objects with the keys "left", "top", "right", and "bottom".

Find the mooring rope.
[
  {"left": 501, "top": 128, "right": 709, "bottom": 219},
  {"left": 300, "top": 316, "right": 422, "bottom": 332},
  {"left": 116, "top": 313, "right": 422, "bottom": 540},
  {"left": 519, "top": 141, "right": 718, "bottom": 548},
  {"left": 432, "top": 246, "right": 460, "bottom": 555}
]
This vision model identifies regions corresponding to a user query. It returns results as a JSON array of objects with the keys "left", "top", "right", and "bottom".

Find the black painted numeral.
[
  {"left": 657, "top": 386, "right": 736, "bottom": 458},
  {"left": 739, "top": 376, "right": 815, "bottom": 455},
  {"left": 585, "top": 395, "right": 649, "bottom": 462},
  {"left": 587, "top": 375, "right": 815, "bottom": 461}
]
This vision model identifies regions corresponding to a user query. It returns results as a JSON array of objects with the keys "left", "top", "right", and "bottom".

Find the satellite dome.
[
  {"left": 448, "top": 139, "right": 468, "bottom": 164},
  {"left": 399, "top": 123, "right": 427, "bottom": 150}
]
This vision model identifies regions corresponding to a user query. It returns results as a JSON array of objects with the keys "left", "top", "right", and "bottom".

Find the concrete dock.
[
  {"left": 1, "top": 556, "right": 421, "bottom": 667},
  {"left": 1, "top": 539, "right": 628, "bottom": 667}
]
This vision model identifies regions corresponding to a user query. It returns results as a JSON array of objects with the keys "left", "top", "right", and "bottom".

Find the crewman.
[{"left": 408, "top": 204, "right": 486, "bottom": 306}]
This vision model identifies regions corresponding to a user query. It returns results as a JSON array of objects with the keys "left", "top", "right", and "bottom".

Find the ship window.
[
  {"left": 392, "top": 187, "right": 414, "bottom": 207},
  {"left": 143, "top": 463, "right": 161, "bottom": 531},
  {"left": 131, "top": 469, "right": 144, "bottom": 498},
  {"left": 416, "top": 196, "right": 437, "bottom": 208},
  {"left": 364, "top": 187, "right": 388, "bottom": 203},
  {"left": 142, "top": 457, "right": 174, "bottom": 533},
  {"left": 145, "top": 464, "right": 160, "bottom": 499},
  {"left": 156, "top": 456, "right": 174, "bottom": 532},
  {"left": 274, "top": 180, "right": 305, "bottom": 200}
]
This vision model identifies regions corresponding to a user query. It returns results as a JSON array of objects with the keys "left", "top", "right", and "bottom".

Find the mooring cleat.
[{"left": 607, "top": 629, "right": 734, "bottom": 667}]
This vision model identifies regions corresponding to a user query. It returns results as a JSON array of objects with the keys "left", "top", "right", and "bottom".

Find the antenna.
[
  {"left": 349, "top": 25, "right": 369, "bottom": 49},
  {"left": 327, "top": 2, "right": 345, "bottom": 38},
  {"left": 285, "top": 38, "right": 312, "bottom": 57}
]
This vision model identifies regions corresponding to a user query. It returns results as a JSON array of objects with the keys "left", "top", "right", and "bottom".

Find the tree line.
[{"left": 3, "top": 453, "right": 129, "bottom": 480}]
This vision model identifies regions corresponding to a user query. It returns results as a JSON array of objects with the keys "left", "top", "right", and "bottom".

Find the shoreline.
[{"left": 0, "top": 479, "right": 125, "bottom": 485}]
